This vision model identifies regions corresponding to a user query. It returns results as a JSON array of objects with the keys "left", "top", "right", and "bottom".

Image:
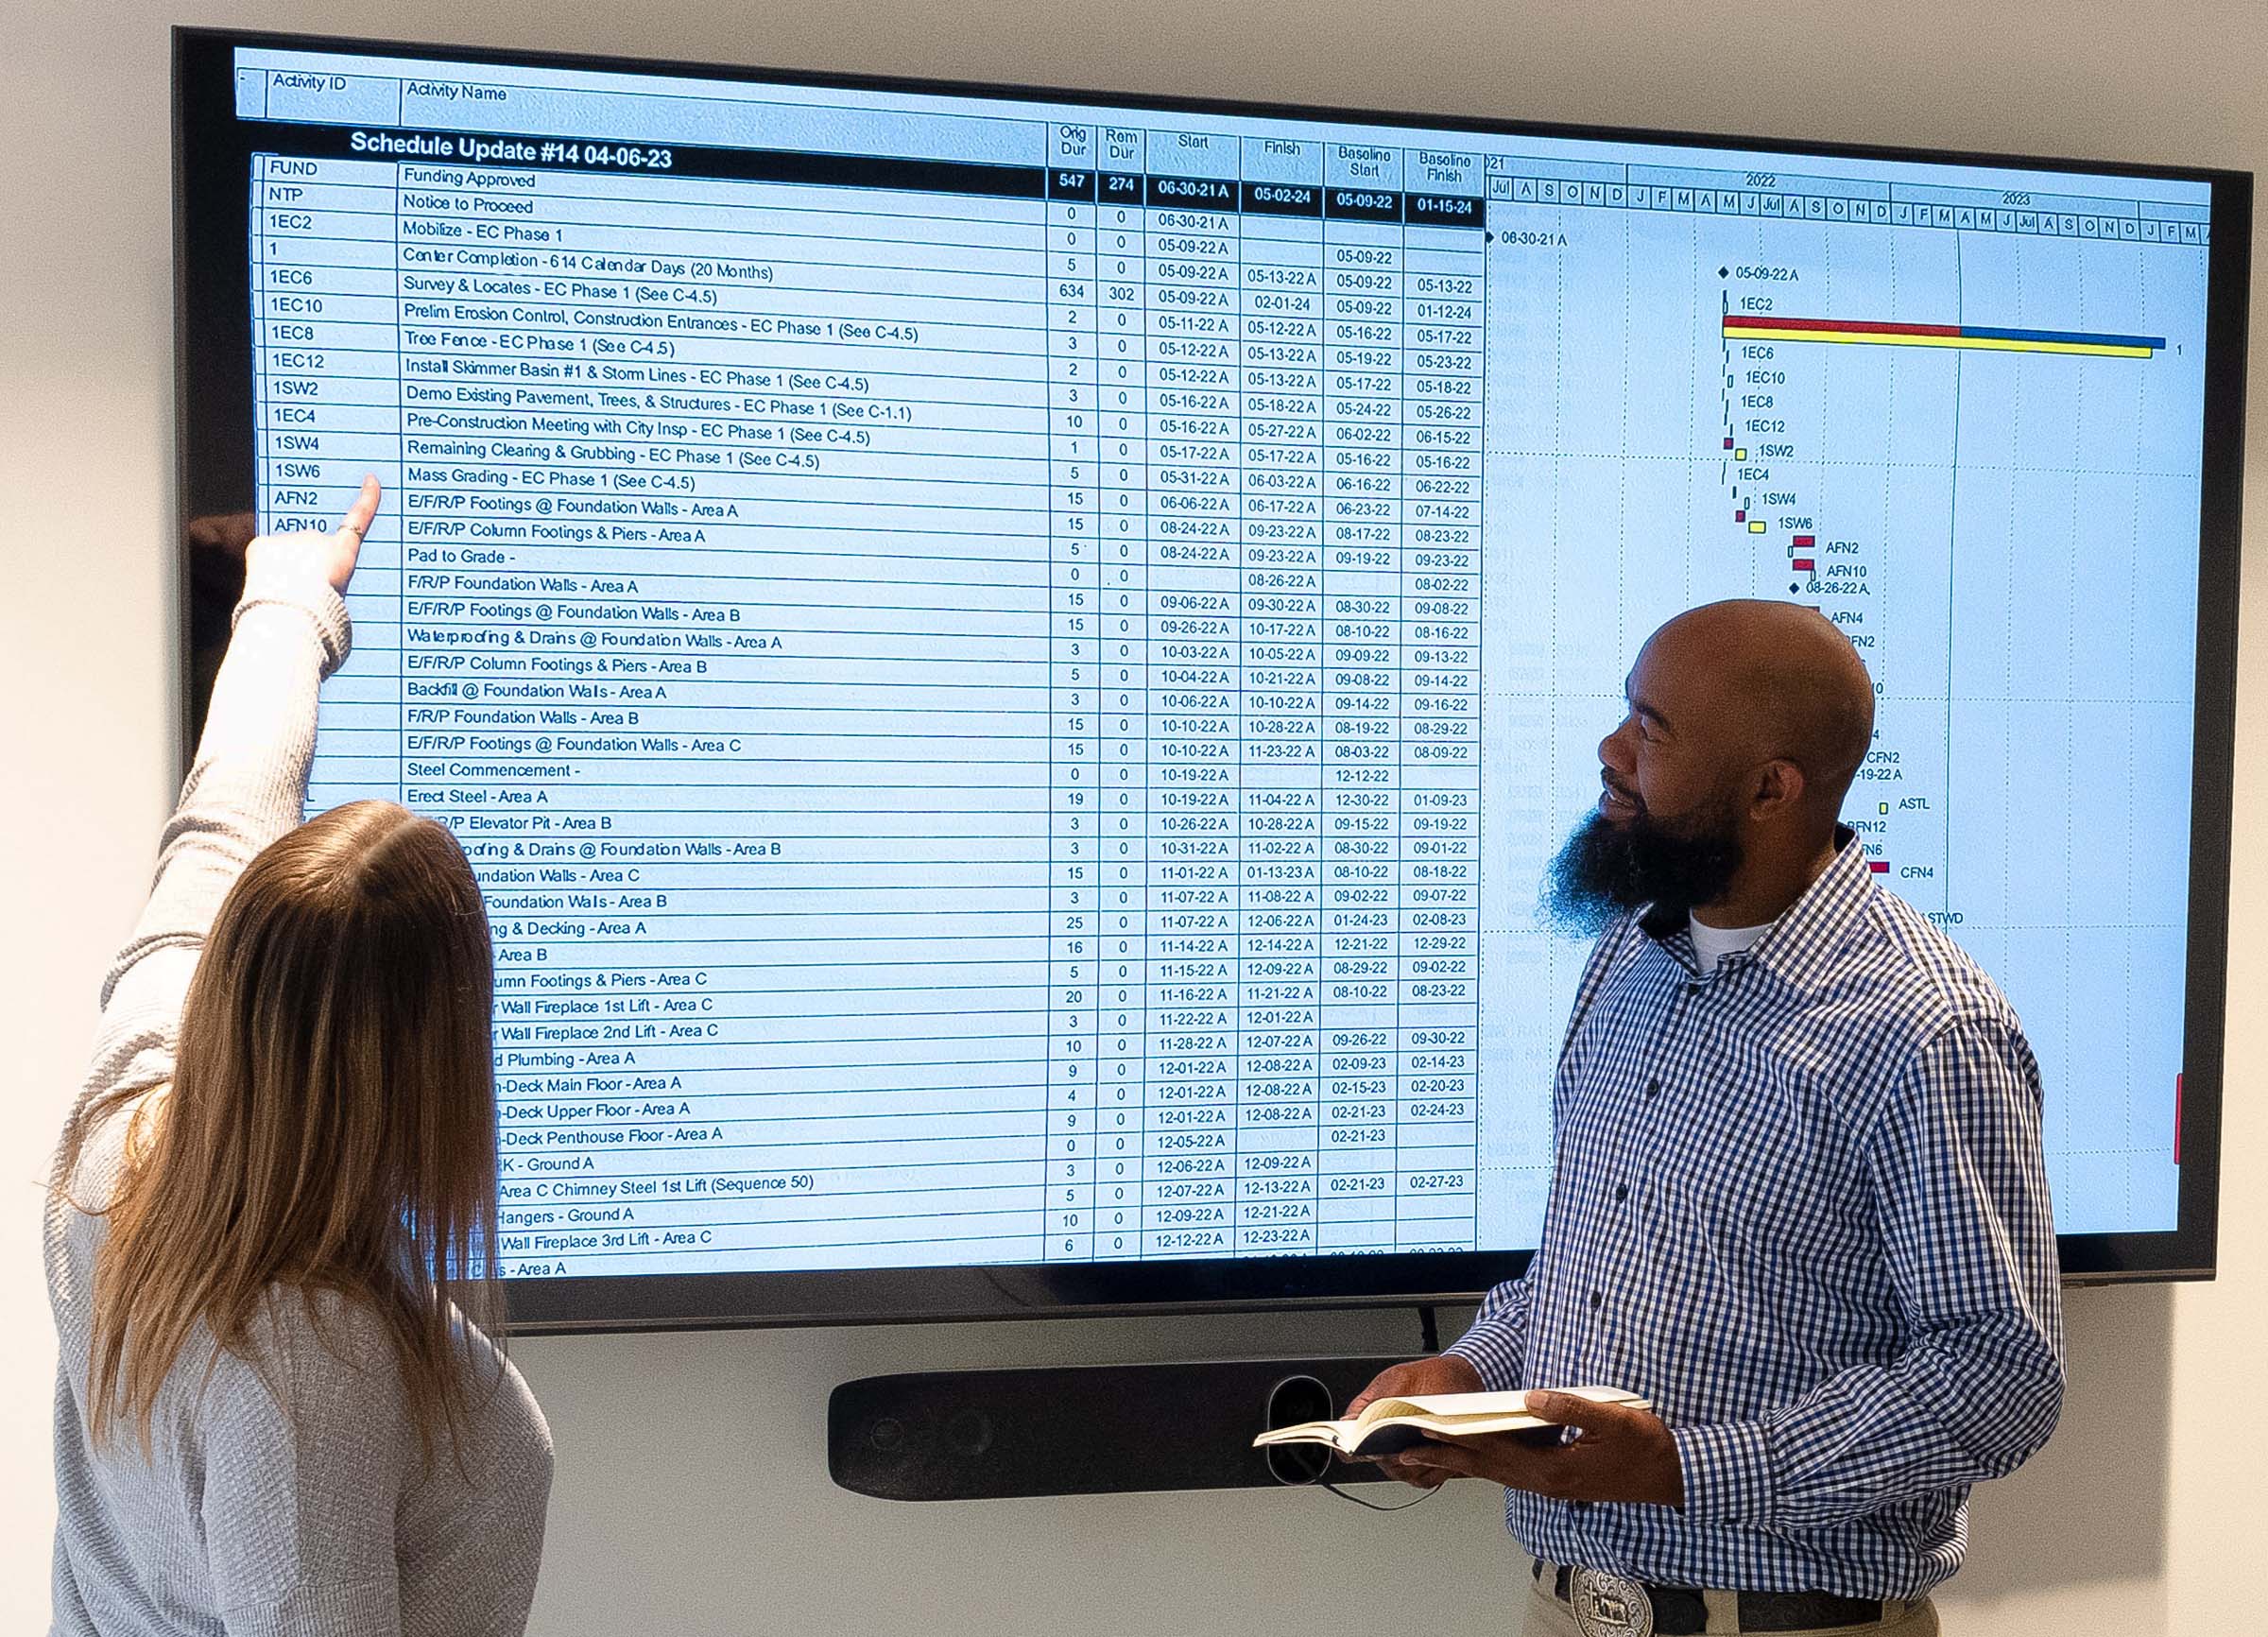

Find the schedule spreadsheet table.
[
  {"left": 260, "top": 123, "right": 1491, "bottom": 1275},
  {"left": 235, "top": 41, "right": 2219, "bottom": 1284}
]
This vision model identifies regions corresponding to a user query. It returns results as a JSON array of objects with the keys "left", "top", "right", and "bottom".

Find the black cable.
[
  {"left": 1320, "top": 1474, "right": 1443, "bottom": 1512},
  {"left": 1418, "top": 1302, "right": 1440, "bottom": 1353}
]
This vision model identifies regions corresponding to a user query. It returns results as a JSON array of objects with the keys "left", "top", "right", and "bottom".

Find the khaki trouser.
[{"left": 1519, "top": 1564, "right": 1940, "bottom": 1636}]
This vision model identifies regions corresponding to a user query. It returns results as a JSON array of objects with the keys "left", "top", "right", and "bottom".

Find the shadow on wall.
[{"left": 1944, "top": 1282, "right": 2171, "bottom": 1604}]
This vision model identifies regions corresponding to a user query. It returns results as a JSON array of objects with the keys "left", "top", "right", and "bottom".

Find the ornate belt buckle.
[{"left": 1570, "top": 1567, "right": 1655, "bottom": 1637}]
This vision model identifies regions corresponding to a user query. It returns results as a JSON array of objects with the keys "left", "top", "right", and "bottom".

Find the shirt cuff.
[
  {"left": 235, "top": 559, "right": 352, "bottom": 677},
  {"left": 1442, "top": 1320, "right": 1523, "bottom": 1391},
  {"left": 1672, "top": 1420, "right": 1774, "bottom": 1525}
]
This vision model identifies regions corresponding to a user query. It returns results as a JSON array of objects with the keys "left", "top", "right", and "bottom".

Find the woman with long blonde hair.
[{"left": 47, "top": 480, "right": 552, "bottom": 1634}]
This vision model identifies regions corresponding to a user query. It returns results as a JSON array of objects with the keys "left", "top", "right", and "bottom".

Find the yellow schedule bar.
[
  {"left": 1748, "top": 521, "right": 1768, "bottom": 533},
  {"left": 1730, "top": 325, "right": 2154, "bottom": 359}
]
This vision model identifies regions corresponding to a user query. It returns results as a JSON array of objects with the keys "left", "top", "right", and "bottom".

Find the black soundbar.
[{"left": 828, "top": 1356, "right": 1413, "bottom": 1500}]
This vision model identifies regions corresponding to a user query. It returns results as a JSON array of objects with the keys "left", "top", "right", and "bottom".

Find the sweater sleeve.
[
  {"left": 73, "top": 560, "right": 350, "bottom": 1124},
  {"left": 200, "top": 1313, "right": 408, "bottom": 1637}
]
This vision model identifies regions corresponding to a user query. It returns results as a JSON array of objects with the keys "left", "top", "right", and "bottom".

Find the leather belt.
[{"left": 1534, "top": 1559, "right": 1908, "bottom": 1635}]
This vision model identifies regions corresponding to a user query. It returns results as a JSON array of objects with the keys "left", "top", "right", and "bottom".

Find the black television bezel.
[{"left": 174, "top": 25, "right": 2242, "bottom": 1334}]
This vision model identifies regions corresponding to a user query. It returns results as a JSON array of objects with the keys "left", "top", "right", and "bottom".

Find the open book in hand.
[{"left": 1252, "top": 1387, "right": 1651, "bottom": 1459}]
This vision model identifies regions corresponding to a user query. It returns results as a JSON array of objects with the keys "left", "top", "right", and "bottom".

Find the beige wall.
[{"left": 3, "top": 0, "right": 2259, "bottom": 1629}]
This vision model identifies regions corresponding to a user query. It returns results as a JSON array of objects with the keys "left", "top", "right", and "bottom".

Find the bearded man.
[{"left": 1350, "top": 600, "right": 2064, "bottom": 1637}]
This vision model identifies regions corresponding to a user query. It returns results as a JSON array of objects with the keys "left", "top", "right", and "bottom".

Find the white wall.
[{"left": 3, "top": 1, "right": 2260, "bottom": 1630}]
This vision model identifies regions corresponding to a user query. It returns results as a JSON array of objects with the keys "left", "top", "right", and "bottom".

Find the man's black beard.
[{"left": 1543, "top": 793, "right": 1746, "bottom": 938}]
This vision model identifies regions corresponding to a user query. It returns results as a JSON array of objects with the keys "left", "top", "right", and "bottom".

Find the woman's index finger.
[{"left": 342, "top": 474, "right": 383, "bottom": 536}]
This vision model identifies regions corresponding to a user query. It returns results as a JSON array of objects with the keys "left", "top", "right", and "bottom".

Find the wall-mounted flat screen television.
[{"left": 174, "top": 27, "right": 2243, "bottom": 1330}]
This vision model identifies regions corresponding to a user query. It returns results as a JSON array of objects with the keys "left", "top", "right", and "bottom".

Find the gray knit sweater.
[{"left": 46, "top": 560, "right": 553, "bottom": 1634}]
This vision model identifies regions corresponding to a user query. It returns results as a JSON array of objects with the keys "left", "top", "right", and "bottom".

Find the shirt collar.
[{"left": 1643, "top": 825, "right": 1874, "bottom": 991}]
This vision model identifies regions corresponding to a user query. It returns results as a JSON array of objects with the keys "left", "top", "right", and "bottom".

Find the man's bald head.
[
  {"left": 1634, "top": 600, "right": 1876, "bottom": 816},
  {"left": 1563, "top": 602, "right": 1877, "bottom": 931}
]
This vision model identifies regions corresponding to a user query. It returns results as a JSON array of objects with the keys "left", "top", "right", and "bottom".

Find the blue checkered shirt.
[{"left": 1449, "top": 831, "right": 2063, "bottom": 1600}]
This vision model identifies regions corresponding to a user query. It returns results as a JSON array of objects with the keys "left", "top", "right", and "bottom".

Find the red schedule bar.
[
  {"left": 1792, "top": 558, "right": 1815, "bottom": 572},
  {"left": 1731, "top": 316, "right": 1960, "bottom": 338},
  {"left": 1867, "top": 860, "right": 1890, "bottom": 874},
  {"left": 1792, "top": 534, "right": 1815, "bottom": 548}
]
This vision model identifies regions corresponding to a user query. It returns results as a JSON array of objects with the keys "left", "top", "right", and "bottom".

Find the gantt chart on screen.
[{"left": 234, "top": 46, "right": 2211, "bottom": 1276}]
